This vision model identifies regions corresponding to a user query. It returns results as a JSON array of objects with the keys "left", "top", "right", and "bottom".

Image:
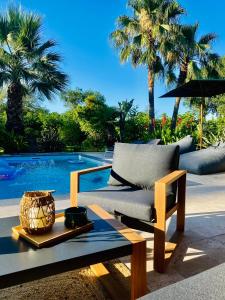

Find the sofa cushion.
[
  {"left": 172, "top": 135, "right": 195, "bottom": 154},
  {"left": 179, "top": 148, "right": 225, "bottom": 175},
  {"left": 78, "top": 185, "right": 176, "bottom": 222},
  {"left": 132, "top": 140, "right": 145, "bottom": 144},
  {"left": 211, "top": 141, "right": 225, "bottom": 149},
  {"left": 132, "top": 139, "right": 161, "bottom": 145},
  {"left": 108, "top": 143, "right": 180, "bottom": 192},
  {"left": 147, "top": 139, "right": 161, "bottom": 145}
]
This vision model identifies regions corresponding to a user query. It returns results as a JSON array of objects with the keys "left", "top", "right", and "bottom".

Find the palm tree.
[
  {"left": 163, "top": 23, "right": 220, "bottom": 131},
  {"left": 110, "top": 0, "right": 184, "bottom": 132},
  {"left": 0, "top": 6, "right": 68, "bottom": 134}
]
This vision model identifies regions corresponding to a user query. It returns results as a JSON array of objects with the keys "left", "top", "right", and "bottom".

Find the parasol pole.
[{"left": 199, "top": 98, "right": 204, "bottom": 149}]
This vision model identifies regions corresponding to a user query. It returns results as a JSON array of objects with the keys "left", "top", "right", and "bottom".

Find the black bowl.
[{"left": 64, "top": 206, "right": 88, "bottom": 229}]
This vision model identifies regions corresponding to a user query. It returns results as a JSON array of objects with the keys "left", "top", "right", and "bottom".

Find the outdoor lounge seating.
[
  {"left": 104, "top": 139, "right": 161, "bottom": 159},
  {"left": 70, "top": 143, "right": 187, "bottom": 273},
  {"left": 132, "top": 139, "right": 161, "bottom": 145},
  {"left": 171, "top": 135, "right": 195, "bottom": 154},
  {"left": 179, "top": 147, "right": 225, "bottom": 175}
]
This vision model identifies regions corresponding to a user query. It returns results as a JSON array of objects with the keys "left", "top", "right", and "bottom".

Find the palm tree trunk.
[
  {"left": 119, "top": 113, "right": 125, "bottom": 142},
  {"left": 171, "top": 96, "right": 181, "bottom": 132},
  {"left": 171, "top": 63, "right": 188, "bottom": 132},
  {"left": 148, "top": 68, "right": 155, "bottom": 133},
  {"left": 6, "top": 83, "right": 24, "bottom": 134}
]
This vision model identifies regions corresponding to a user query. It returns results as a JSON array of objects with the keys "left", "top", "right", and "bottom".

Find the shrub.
[{"left": 0, "top": 130, "right": 29, "bottom": 153}]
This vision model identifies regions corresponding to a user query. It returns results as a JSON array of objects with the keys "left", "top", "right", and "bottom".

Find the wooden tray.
[{"left": 12, "top": 212, "right": 94, "bottom": 248}]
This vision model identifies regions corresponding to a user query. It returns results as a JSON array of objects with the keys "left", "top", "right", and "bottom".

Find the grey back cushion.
[
  {"left": 132, "top": 140, "right": 145, "bottom": 144},
  {"left": 132, "top": 139, "right": 161, "bottom": 145},
  {"left": 108, "top": 143, "right": 180, "bottom": 191},
  {"left": 179, "top": 148, "right": 225, "bottom": 175},
  {"left": 147, "top": 139, "right": 161, "bottom": 145},
  {"left": 172, "top": 135, "right": 195, "bottom": 154}
]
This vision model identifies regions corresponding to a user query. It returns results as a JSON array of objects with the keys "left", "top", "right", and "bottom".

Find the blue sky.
[{"left": 1, "top": 0, "right": 225, "bottom": 116}]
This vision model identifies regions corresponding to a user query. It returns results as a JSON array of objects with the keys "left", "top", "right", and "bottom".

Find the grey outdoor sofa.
[
  {"left": 180, "top": 147, "right": 225, "bottom": 175},
  {"left": 70, "top": 143, "right": 187, "bottom": 272},
  {"left": 171, "top": 135, "right": 225, "bottom": 175}
]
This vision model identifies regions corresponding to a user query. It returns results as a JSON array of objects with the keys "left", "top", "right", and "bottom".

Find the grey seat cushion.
[
  {"left": 172, "top": 135, "right": 195, "bottom": 154},
  {"left": 179, "top": 148, "right": 225, "bottom": 175},
  {"left": 109, "top": 143, "right": 179, "bottom": 192},
  {"left": 78, "top": 185, "right": 176, "bottom": 222}
]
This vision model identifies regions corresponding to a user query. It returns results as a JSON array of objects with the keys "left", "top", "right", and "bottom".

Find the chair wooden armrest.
[
  {"left": 155, "top": 170, "right": 187, "bottom": 186},
  {"left": 70, "top": 164, "right": 112, "bottom": 206},
  {"left": 154, "top": 170, "right": 187, "bottom": 273}
]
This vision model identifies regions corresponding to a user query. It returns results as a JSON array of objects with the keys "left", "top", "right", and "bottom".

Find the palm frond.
[
  {"left": 0, "top": 71, "right": 11, "bottom": 87},
  {"left": 198, "top": 33, "right": 217, "bottom": 45},
  {"left": 117, "top": 15, "right": 133, "bottom": 28},
  {"left": 0, "top": 16, "right": 10, "bottom": 44},
  {"left": 187, "top": 61, "right": 201, "bottom": 80},
  {"left": 110, "top": 30, "right": 129, "bottom": 48},
  {"left": 133, "top": 34, "right": 142, "bottom": 47},
  {"left": 165, "top": 67, "right": 177, "bottom": 86},
  {"left": 120, "top": 45, "right": 132, "bottom": 62},
  {"left": 35, "top": 40, "right": 56, "bottom": 55},
  {"left": 131, "top": 48, "right": 142, "bottom": 66},
  {"left": 0, "top": 5, "right": 68, "bottom": 100},
  {"left": 162, "top": 1, "right": 185, "bottom": 21}
]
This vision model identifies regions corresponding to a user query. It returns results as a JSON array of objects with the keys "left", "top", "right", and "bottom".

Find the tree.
[
  {"left": 37, "top": 112, "right": 64, "bottom": 152},
  {"left": 163, "top": 23, "right": 220, "bottom": 131},
  {"left": 210, "top": 56, "right": 225, "bottom": 117},
  {"left": 0, "top": 6, "right": 68, "bottom": 134},
  {"left": 110, "top": 0, "right": 184, "bottom": 132},
  {"left": 117, "top": 99, "right": 134, "bottom": 142},
  {"left": 62, "top": 88, "right": 118, "bottom": 148},
  {"left": 61, "top": 88, "right": 91, "bottom": 107},
  {"left": 60, "top": 110, "right": 84, "bottom": 148}
]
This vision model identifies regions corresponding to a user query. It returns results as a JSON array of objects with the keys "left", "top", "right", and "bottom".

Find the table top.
[{"left": 0, "top": 205, "right": 132, "bottom": 288}]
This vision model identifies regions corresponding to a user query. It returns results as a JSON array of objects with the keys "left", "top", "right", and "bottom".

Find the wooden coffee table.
[{"left": 0, "top": 204, "right": 147, "bottom": 300}]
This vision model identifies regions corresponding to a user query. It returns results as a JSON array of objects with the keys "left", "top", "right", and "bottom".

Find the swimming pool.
[{"left": 0, "top": 154, "right": 110, "bottom": 200}]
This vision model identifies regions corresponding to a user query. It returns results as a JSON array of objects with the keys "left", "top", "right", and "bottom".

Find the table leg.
[{"left": 131, "top": 240, "right": 147, "bottom": 300}]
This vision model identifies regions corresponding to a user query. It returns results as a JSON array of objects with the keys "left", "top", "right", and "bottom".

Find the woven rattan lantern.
[{"left": 20, "top": 191, "right": 55, "bottom": 234}]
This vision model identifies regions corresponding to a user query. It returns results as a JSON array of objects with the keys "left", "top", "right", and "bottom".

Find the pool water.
[{"left": 0, "top": 155, "right": 110, "bottom": 200}]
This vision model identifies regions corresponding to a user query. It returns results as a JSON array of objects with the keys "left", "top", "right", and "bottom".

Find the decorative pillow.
[
  {"left": 172, "top": 135, "right": 195, "bottom": 154},
  {"left": 108, "top": 143, "right": 180, "bottom": 191},
  {"left": 179, "top": 148, "right": 225, "bottom": 175}
]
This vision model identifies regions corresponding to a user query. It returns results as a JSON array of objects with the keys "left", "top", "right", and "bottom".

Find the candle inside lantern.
[{"left": 29, "top": 205, "right": 48, "bottom": 229}]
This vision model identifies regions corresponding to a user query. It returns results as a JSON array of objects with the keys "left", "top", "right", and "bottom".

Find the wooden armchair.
[{"left": 70, "top": 164, "right": 186, "bottom": 273}]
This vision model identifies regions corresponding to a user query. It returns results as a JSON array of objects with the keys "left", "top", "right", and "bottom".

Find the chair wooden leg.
[
  {"left": 176, "top": 173, "right": 186, "bottom": 232},
  {"left": 154, "top": 183, "right": 166, "bottom": 273},
  {"left": 154, "top": 226, "right": 166, "bottom": 273}
]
